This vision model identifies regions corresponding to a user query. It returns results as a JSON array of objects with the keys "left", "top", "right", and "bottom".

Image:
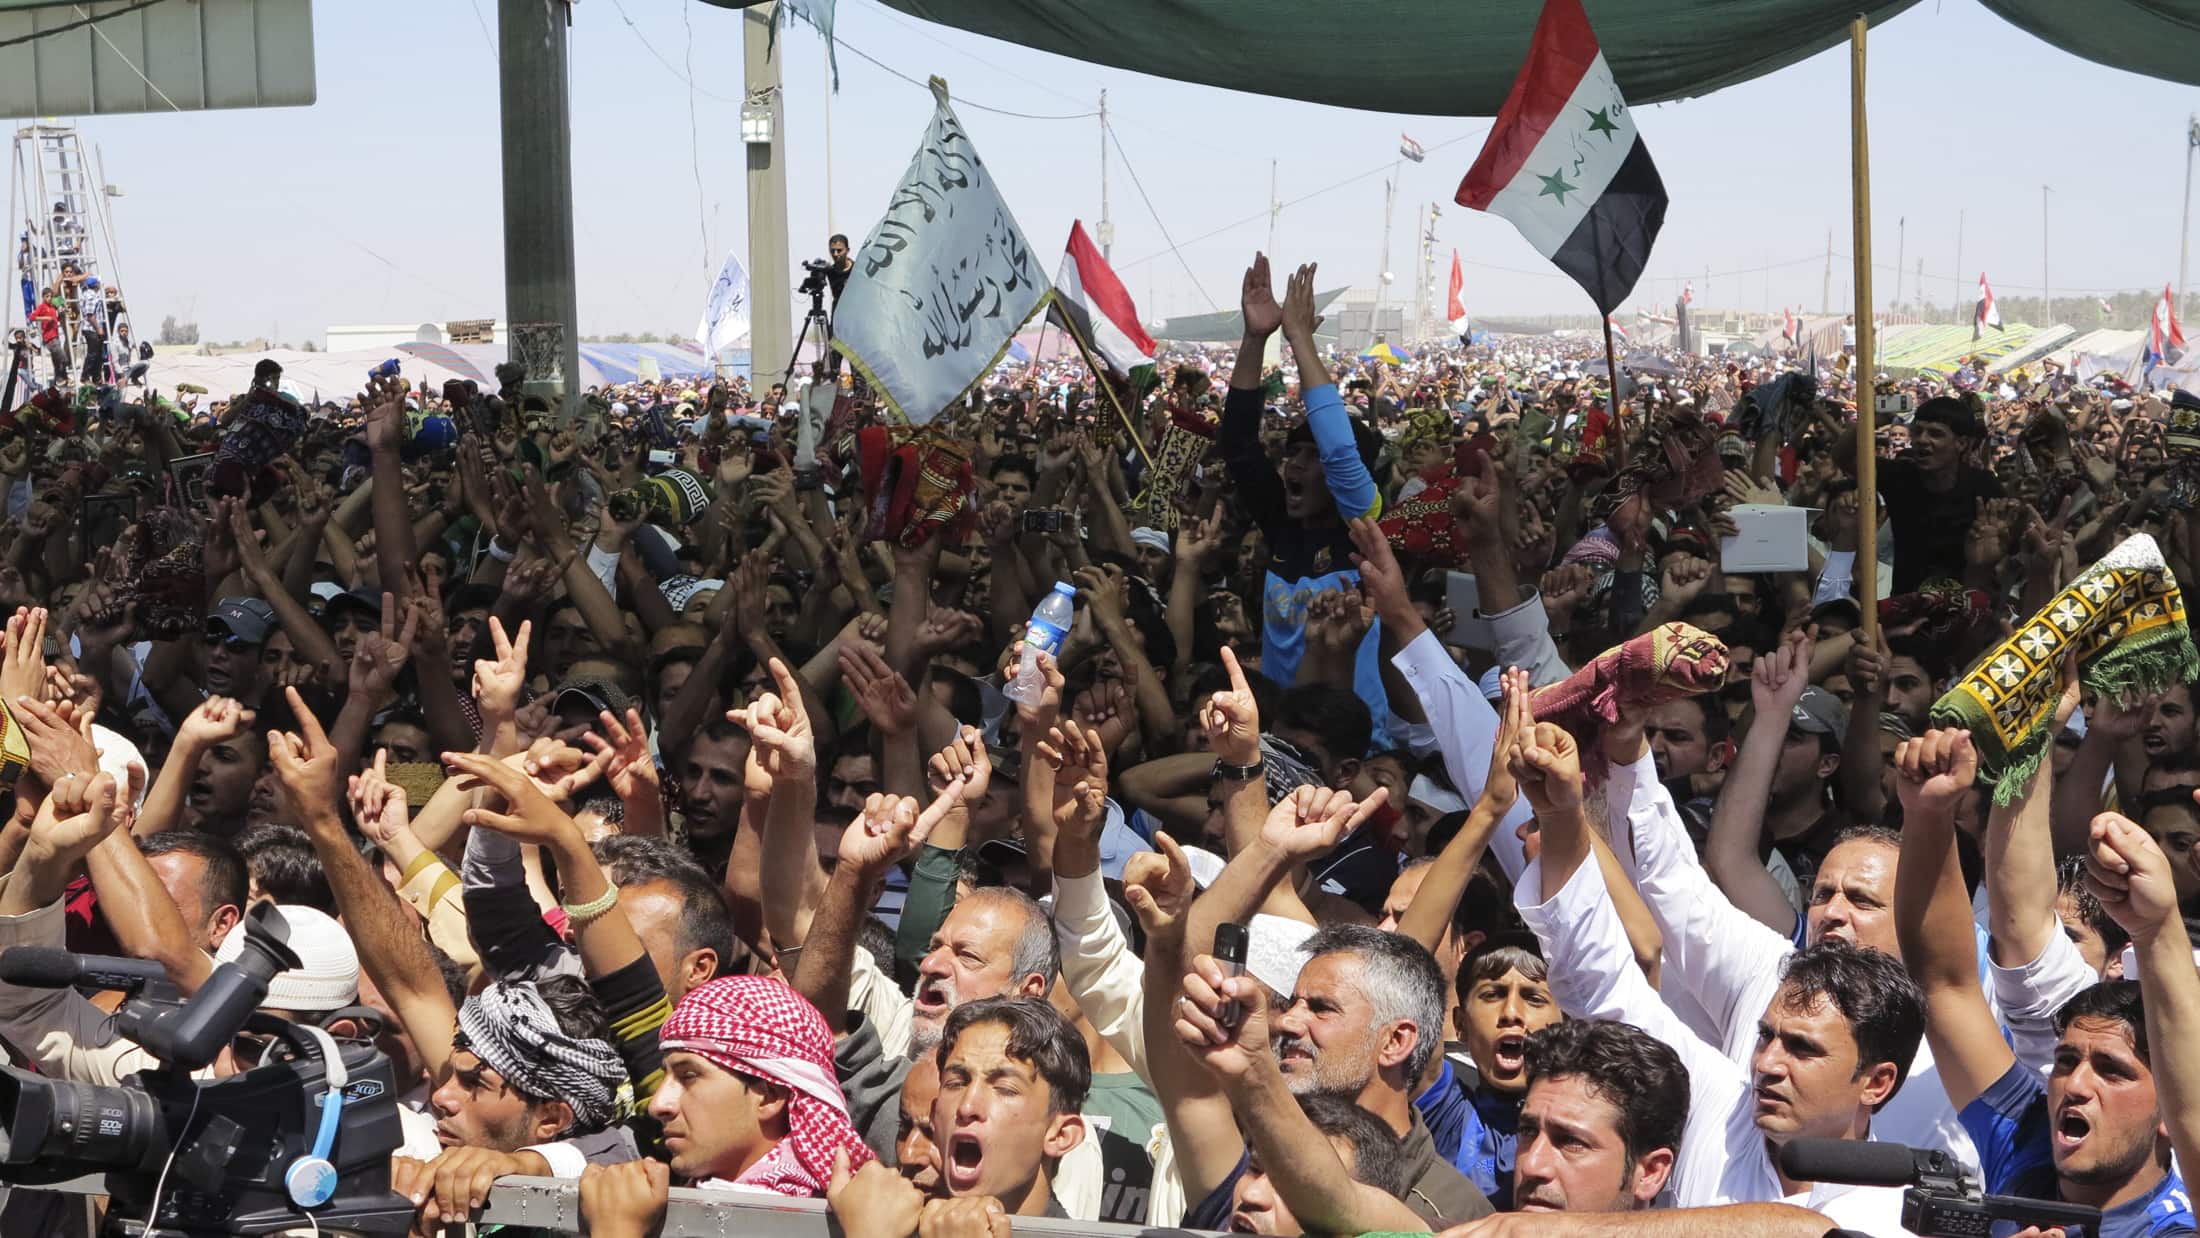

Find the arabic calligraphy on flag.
[{"left": 832, "top": 79, "right": 1051, "bottom": 424}]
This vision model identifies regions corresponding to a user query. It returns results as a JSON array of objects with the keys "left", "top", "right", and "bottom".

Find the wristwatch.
[{"left": 1212, "top": 758, "right": 1266, "bottom": 783}]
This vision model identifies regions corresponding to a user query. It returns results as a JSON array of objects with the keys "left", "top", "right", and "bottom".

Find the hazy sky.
[{"left": 46, "top": 0, "right": 2200, "bottom": 342}]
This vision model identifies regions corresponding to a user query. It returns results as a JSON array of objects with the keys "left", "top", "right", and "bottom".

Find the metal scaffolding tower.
[{"left": 10, "top": 123, "right": 128, "bottom": 380}]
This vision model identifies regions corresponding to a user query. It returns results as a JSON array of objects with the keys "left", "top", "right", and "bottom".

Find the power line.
[
  {"left": 679, "top": 0, "right": 712, "bottom": 278},
  {"left": 832, "top": 38, "right": 1096, "bottom": 119},
  {"left": 0, "top": 0, "right": 164, "bottom": 50},
  {"left": 1116, "top": 129, "right": 1489, "bottom": 271},
  {"left": 1105, "top": 121, "right": 1219, "bottom": 310}
]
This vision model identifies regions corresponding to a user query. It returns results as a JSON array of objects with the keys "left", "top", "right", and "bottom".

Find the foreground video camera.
[
  {"left": 0, "top": 902, "right": 415, "bottom": 1237},
  {"left": 1780, "top": 1137, "right": 2100, "bottom": 1238}
]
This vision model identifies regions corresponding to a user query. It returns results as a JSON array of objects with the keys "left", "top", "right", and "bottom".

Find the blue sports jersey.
[
  {"left": 1960, "top": 1060, "right": 2197, "bottom": 1238},
  {"left": 1415, "top": 1058, "right": 1521, "bottom": 1211}
]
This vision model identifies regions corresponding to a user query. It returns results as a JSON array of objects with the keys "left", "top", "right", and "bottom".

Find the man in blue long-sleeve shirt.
[{"left": 1219, "top": 255, "right": 1389, "bottom": 735}]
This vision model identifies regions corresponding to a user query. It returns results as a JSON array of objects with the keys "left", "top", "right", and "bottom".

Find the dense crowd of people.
[{"left": 0, "top": 247, "right": 2197, "bottom": 1238}]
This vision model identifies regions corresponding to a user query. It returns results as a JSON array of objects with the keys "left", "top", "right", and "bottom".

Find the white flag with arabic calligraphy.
[{"left": 832, "top": 80, "right": 1051, "bottom": 424}]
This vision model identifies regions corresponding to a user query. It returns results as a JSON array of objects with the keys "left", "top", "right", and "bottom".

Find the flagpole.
[
  {"left": 1850, "top": 14, "right": 1879, "bottom": 639},
  {"left": 1060, "top": 315, "right": 1157, "bottom": 471},
  {"left": 1600, "top": 313, "right": 1625, "bottom": 443}
]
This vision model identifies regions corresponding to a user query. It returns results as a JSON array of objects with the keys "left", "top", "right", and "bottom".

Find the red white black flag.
[{"left": 1454, "top": 0, "right": 1666, "bottom": 316}]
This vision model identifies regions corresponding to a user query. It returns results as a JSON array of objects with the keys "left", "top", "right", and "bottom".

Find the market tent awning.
[{"left": 710, "top": 1, "right": 2200, "bottom": 116}]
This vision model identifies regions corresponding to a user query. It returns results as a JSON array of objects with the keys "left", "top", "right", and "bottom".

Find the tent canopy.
[{"left": 710, "top": 1, "right": 2200, "bottom": 116}]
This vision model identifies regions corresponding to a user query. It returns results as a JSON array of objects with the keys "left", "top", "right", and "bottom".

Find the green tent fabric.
[
  {"left": 711, "top": 0, "right": 2200, "bottom": 115},
  {"left": 1977, "top": 0, "right": 2200, "bottom": 93},
  {"left": 1151, "top": 287, "right": 1350, "bottom": 344}
]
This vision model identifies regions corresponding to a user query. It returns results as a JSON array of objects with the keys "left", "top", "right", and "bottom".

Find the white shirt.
[
  {"left": 1516, "top": 845, "right": 1907, "bottom": 1234},
  {"left": 1390, "top": 628, "right": 1537, "bottom": 881},
  {"left": 1603, "top": 750, "right": 1980, "bottom": 1167}
]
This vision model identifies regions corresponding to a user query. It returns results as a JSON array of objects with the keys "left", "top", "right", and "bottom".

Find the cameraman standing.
[
  {"left": 819, "top": 233, "right": 853, "bottom": 382},
  {"left": 826, "top": 233, "right": 852, "bottom": 305}
]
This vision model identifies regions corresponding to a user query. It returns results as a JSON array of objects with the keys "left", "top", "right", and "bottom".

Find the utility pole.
[
  {"left": 2182, "top": 115, "right": 2198, "bottom": 321},
  {"left": 1097, "top": 90, "right": 1112, "bottom": 260},
  {"left": 1375, "top": 172, "right": 1397, "bottom": 327},
  {"left": 823, "top": 41, "right": 835, "bottom": 235},
  {"left": 743, "top": 3, "right": 792, "bottom": 391},
  {"left": 1916, "top": 258, "right": 1924, "bottom": 320},
  {"left": 1894, "top": 216, "right": 1904, "bottom": 307},
  {"left": 1266, "top": 160, "right": 1279, "bottom": 257},
  {"left": 1954, "top": 209, "right": 1964, "bottom": 316},
  {"left": 498, "top": 0, "right": 581, "bottom": 422},
  {"left": 1822, "top": 229, "right": 1832, "bottom": 313},
  {"left": 2042, "top": 184, "right": 2052, "bottom": 325}
]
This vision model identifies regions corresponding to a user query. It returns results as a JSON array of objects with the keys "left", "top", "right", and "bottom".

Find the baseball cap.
[
  {"left": 554, "top": 674, "right": 631, "bottom": 718},
  {"left": 1790, "top": 686, "right": 1850, "bottom": 736},
  {"left": 320, "top": 586, "right": 382, "bottom": 626},
  {"left": 206, "top": 596, "right": 275, "bottom": 644},
  {"left": 216, "top": 905, "right": 360, "bottom": 1013}
]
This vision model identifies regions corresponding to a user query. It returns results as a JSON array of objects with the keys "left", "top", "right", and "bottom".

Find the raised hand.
[
  {"left": 349, "top": 591, "right": 420, "bottom": 706},
  {"left": 30, "top": 767, "right": 119, "bottom": 860},
  {"left": 347, "top": 749, "right": 413, "bottom": 849},
  {"left": 0, "top": 606, "right": 49, "bottom": 708},
  {"left": 1280, "top": 261, "right": 1324, "bottom": 340},
  {"left": 838, "top": 786, "right": 966, "bottom": 875},
  {"left": 727, "top": 657, "right": 817, "bottom": 786},
  {"left": 1891, "top": 728, "right": 1978, "bottom": 821},
  {"left": 1346, "top": 516, "right": 1414, "bottom": 630},
  {"left": 1483, "top": 666, "right": 1532, "bottom": 812},
  {"left": 1240, "top": 253, "right": 1283, "bottom": 340},
  {"left": 1200, "top": 645, "right": 1261, "bottom": 764},
  {"left": 1452, "top": 450, "right": 1503, "bottom": 543},
  {"left": 1036, "top": 721, "right": 1108, "bottom": 839},
  {"left": 582, "top": 708, "right": 660, "bottom": 802},
  {"left": 470, "top": 616, "right": 531, "bottom": 724},
  {"left": 1120, "top": 830, "right": 1197, "bottom": 937},
  {"left": 13, "top": 692, "right": 99, "bottom": 791},
  {"left": 913, "top": 608, "right": 983, "bottom": 659},
  {"left": 2084, "top": 811, "right": 2183, "bottom": 941},
  {"left": 1507, "top": 721, "right": 1583, "bottom": 816},
  {"left": 1174, "top": 948, "right": 1276, "bottom": 1083},
  {"left": 178, "top": 694, "right": 257, "bottom": 750},
  {"left": 1659, "top": 554, "right": 1714, "bottom": 610},
  {"left": 267, "top": 687, "right": 343, "bottom": 820},
  {"left": 1260, "top": 784, "right": 1388, "bottom": 860},
  {"left": 446, "top": 749, "right": 583, "bottom": 846},
  {"left": 1750, "top": 624, "right": 1816, "bottom": 717},
  {"left": 926, "top": 725, "right": 994, "bottom": 808},
  {"left": 840, "top": 644, "right": 918, "bottom": 738}
]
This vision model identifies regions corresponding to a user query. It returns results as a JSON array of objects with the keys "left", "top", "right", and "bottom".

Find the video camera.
[
  {"left": 0, "top": 903, "right": 414, "bottom": 1237},
  {"left": 1779, "top": 1138, "right": 2100, "bottom": 1238},
  {"left": 799, "top": 257, "right": 837, "bottom": 299}
]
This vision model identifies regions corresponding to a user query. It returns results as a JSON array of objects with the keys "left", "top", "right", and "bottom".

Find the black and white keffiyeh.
[{"left": 456, "top": 980, "right": 628, "bottom": 1131}]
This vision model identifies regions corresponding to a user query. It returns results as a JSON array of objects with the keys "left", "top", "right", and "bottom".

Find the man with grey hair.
[
  {"left": 908, "top": 884, "right": 1060, "bottom": 1053},
  {"left": 1270, "top": 925, "right": 1487, "bottom": 1221}
]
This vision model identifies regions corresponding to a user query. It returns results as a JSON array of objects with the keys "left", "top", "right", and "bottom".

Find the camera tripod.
[{"left": 782, "top": 281, "right": 836, "bottom": 391}]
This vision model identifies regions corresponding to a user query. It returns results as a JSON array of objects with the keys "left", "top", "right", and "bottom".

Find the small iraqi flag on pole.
[
  {"left": 2144, "top": 283, "right": 2185, "bottom": 370},
  {"left": 1447, "top": 250, "right": 1469, "bottom": 335},
  {"left": 1974, "top": 273, "right": 2003, "bottom": 339},
  {"left": 1455, "top": 0, "right": 1666, "bottom": 315},
  {"left": 1783, "top": 304, "right": 1797, "bottom": 344},
  {"left": 1400, "top": 133, "right": 1427, "bottom": 163}
]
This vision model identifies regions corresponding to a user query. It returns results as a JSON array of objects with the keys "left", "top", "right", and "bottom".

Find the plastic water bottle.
[{"left": 1005, "top": 582, "right": 1077, "bottom": 706}]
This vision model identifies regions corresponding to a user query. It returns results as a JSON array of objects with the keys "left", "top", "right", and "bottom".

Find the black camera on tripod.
[
  {"left": 798, "top": 257, "right": 834, "bottom": 299},
  {"left": 0, "top": 902, "right": 414, "bottom": 1236}
]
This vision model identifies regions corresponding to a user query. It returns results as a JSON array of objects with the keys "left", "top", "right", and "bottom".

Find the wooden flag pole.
[
  {"left": 1061, "top": 316, "right": 1158, "bottom": 470},
  {"left": 1850, "top": 13, "right": 1879, "bottom": 640},
  {"left": 1600, "top": 313, "right": 1626, "bottom": 450}
]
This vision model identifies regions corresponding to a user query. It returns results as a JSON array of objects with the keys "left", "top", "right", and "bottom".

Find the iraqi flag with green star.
[{"left": 1454, "top": 0, "right": 1666, "bottom": 315}]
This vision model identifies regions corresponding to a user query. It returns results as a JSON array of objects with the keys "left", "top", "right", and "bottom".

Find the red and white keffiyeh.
[{"left": 660, "top": 975, "right": 876, "bottom": 1196}]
